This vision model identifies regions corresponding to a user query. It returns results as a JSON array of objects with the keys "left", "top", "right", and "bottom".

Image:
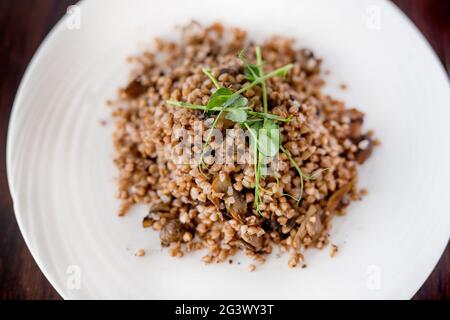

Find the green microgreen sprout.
[
  {"left": 280, "top": 145, "right": 306, "bottom": 204},
  {"left": 167, "top": 47, "right": 298, "bottom": 212},
  {"left": 279, "top": 146, "right": 331, "bottom": 204},
  {"left": 202, "top": 68, "right": 221, "bottom": 89}
]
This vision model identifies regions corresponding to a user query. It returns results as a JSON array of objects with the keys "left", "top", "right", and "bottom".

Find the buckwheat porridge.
[{"left": 110, "top": 22, "right": 377, "bottom": 269}]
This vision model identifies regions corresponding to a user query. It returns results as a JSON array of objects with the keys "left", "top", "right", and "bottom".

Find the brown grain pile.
[{"left": 111, "top": 22, "right": 377, "bottom": 268}]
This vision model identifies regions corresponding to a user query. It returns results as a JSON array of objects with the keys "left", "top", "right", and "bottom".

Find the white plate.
[{"left": 7, "top": 0, "right": 450, "bottom": 299}]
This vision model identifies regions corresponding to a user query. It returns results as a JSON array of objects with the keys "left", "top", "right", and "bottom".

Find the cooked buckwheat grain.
[{"left": 111, "top": 22, "right": 377, "bottom": 267}]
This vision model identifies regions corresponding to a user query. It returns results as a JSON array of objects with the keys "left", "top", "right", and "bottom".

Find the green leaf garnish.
[
  {"left": 244, "top": 64, "right": 260, "bottom": 81},
  {"left": 258, "top": 124, "right": 280, "bottom": 157},
  {"left": 231, "top": 96, "right": 248, "bottom": 108},
  {"left": 167, "top": 47, "right": 295, "bottom": 213},
  {"left": 274, "top": 67, "right": 290, "bottom": 79},
  {"left": 207, "top": 88, "right": 234, "bottom": 110},
  {"left": 225, "top": 108, "right": 247, "bottom": 123}
]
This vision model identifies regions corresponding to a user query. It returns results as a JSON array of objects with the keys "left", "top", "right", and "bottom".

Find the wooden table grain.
[{"left": 0, "top": 0, "right": 449, "bottom": 300}]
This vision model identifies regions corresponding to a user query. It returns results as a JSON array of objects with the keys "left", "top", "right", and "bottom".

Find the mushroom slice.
[
  {"left": 212, "top": 173, "right": 232, "bottom": 194},
  {"left": 142, "top": 203, "right": 172, "bottom": 228},
  {"left": 142, "top": 216, "right": 152, "bottom": 228},
  {"left": 160, "top": 220, "right": 183, "bottom": 246},
  {"left": 327, "top": 179, "right": 355, "bottom": 213},
  {"left": 241, "top": 233, "right": 263, "bottom": 252},
  {"left": 123, "top": 76, "right": 148, "bottom": 98},
  {"left": 355, "top": 137, "right": 374, "bottom": 164},
  {"left": 226, "top": 190, "right": 247, "bottom": 223}
]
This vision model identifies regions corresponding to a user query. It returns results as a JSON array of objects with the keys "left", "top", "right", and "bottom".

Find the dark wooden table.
[{"left": 0, "top": 0, "right": 449, "bottom": 300}]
